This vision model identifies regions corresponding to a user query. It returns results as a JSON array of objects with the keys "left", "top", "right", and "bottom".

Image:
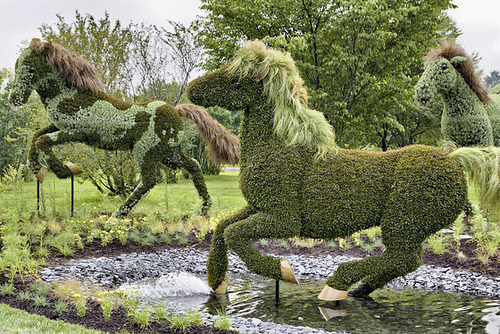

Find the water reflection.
[{"left": 124, "top": 272, "right": 500, "bottom": 334}]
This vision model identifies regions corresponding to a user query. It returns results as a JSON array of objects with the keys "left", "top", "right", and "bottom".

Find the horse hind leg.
[
  {"left": 323, "top": 206, "right": 432, "bottom": 301},
  {"left": 176, "top": 152, "right": 212, "bottom": 216},
  {"left": 112, "top": 154, "right": 157, "bottom": 218},
  {"left": 323, "top": 243, "right": 423, "bottom": 300}
]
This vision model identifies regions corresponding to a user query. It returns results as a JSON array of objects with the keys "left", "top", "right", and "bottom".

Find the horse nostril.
[
  {"left": 28, "top": 67, "right": 35, "bottom": 73},
  {"left": 233, "top": 82, "right": 241, "bottom": 89}
]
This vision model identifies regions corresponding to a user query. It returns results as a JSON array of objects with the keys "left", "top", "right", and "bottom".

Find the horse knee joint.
[{"left": 223, "top": 224, "right": 246, "bottom": 248}]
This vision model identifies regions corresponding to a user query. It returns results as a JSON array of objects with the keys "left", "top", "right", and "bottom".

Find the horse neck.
[
  {"left": 240, "top": 104, "right": 276, "bottom": 150},
  {"left": 35, "top": 70, "right": 76, "bottom": 107},
  {"left": 441, "top": 78, "right": 483, "bottom": 116}
]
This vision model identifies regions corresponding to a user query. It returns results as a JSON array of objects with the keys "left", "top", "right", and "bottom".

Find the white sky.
[{"left": 0, "top": 0, "right": 499, "bottom": 76}]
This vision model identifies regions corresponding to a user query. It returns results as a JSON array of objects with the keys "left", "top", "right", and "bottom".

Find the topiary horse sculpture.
[
  {"left": 415, "top": 42, "right": 500, "bottom": 147},
  {"left": 9, "top": 38, "right": 239, "bottom": 218},
  {"left": 187, "top": 41, "right": 500, "bottom": 300}
]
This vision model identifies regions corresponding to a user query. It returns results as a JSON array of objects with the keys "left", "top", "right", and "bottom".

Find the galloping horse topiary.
[
  {"left": 415, "top": 42, "right": 500, "bottom": 147},
  {"left": 9, "top": 38, "right": 239, "bottom": 217},
  {"left": 187, "top": 41, "right": 500, "bottom": 300}
]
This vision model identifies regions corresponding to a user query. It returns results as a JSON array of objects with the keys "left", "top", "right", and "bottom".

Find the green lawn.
[
  {"left": 0, "top": 303, "right": 109, "bottom": 334},
  {"left": 0, "top": 171, "right": 245, "bottom": 223}
]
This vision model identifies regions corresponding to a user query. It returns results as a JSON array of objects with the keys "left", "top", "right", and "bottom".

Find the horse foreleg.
[
  {"left": 207, "top": 205, "right": 256, "bottom": 293},
  {"left": 28, "top": 123, "right": 58, "bottom": 175},
  {"left": 178, "top": 153, "right": 212, "bottom": 216},
  {"left": 34, "top": 130, "right": 75, "bottom": 179},
  {"left": 223, "top": 212, "right": 301, "bottom": 282}
]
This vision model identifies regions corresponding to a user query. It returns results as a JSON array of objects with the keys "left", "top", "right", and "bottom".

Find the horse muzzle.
[
  {"left": 414, "top": 84, "right": 432, "bottom": 105},
  {"left": 8, "top": 89, "right": 29, "bottom": 107}
]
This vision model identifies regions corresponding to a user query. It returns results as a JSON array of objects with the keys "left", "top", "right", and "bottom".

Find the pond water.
[{"left": 121, "top": 272, "right": 500, "bottom": 334}]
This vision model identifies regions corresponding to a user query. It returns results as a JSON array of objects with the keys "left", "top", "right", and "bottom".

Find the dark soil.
[{"left": 1, "top": 232, "right": 498, "bottom": 333}]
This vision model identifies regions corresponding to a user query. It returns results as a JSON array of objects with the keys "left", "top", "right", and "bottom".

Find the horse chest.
[{"left": 239, "top": 147, "right": 303, "bottom": 212}]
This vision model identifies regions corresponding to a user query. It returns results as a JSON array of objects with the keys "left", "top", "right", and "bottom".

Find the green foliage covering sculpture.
[
  {"left": 9, "top": 38, "right": 239, "bottom": 217},
  {"left": 187, "top": 41, "right": 500, "bottom": 300},
  {"left": 415, "top": 42, "right": 500, "bottom": 147},
  {"left": 491, "top": 83, "right": 500, "bottom": 95}
]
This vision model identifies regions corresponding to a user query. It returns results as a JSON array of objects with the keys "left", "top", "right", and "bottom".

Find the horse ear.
[
  {"left": 29, "top": 38, "right": 48, "bottom": 52},
  {"left": 255, "top": 66, "right": 270, "bottom": 82},
  {"left": 450, "top": 56, "right": 467, "bottom": 68}
]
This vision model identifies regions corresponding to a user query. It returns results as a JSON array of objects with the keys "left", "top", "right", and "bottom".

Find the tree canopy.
[{"left": 198, "top": 0, "right": 460, "bottom": 149}]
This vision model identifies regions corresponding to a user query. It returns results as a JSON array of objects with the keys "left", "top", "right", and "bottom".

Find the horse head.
[
  {"left": 9, "top": 38, "right": 52, "bottom": 106},
  {"left": 9, "top": 38, "right": 105, "bottom": 107},
  {"left": 187, "top": 64, "right": 266, "bottom": 113},
  {"left": 415, "top": 56, "right": 467, "bottom": 105}
]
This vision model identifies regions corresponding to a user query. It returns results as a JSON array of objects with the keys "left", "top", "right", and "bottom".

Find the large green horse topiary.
[
  {"left": 415, "top": 42, "right": 500, "bottom": 147},
  {"left": 187, "top": 41, "right": 500, "bottom": 300},
  {"left": 9, "top": 38, "right": 239, "bottom": 217}
]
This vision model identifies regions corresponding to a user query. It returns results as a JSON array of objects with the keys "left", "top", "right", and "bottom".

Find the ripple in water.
[{"left": 125, "top": 273, "right": 500, "bottom": 333}]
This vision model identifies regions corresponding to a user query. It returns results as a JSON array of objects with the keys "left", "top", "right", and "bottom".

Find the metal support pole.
[
  {"left": 37, "top": 180, "right": 40, "bottom": 215},
  {"left": 70, "top": 174, "right": 74, "bottom": 217},
  {"left": 65, "top": 162, "right": 82, "bottom": 217},
  {"left": 275, "top": 279, "right": 280, "bottom": 306}
]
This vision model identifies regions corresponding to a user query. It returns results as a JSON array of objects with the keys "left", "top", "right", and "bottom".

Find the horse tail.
[
  {"left": 451, "top": 146, "right": 500, "bottom": 214},
  {"left": 175, "top": 104, "right": 239, "bottom": 165}
]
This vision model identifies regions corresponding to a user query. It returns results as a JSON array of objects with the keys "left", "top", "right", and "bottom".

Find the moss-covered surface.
[
  {"left": 415, "top": 44, "right": 500, "bottom": 147},
  {"left": 491, "top": 83, "right": 500, "bottom": 95},
  {"left": 187, "top": 41, "right": 479, "bottom": 295},
  {"left": 8, "top": 38, "right": 233, "bottom": 217},
  {"left": 415, "top": 57, "right": 493, "bottom": 146}
]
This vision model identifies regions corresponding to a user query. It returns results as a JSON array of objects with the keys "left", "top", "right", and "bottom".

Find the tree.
[
  {"left": 198, "top": 0, "right": 459, "bottom": 149},
  {"left": 0, "top": 69, "right": 48, "bottom": 174},
  {"left": 37, "top": 12, "right": 141, "bottom": 196},
  {"left": 160, "top": 21, "right": 203, "bottom": 106},
  {"left": 39, "top": 11, "right": 134, "bottom": 98},
  {"left": 35, "top": 12, "right": 230, "bottom": 195},
  {"left": 485, "top": 70, "right": 500, "bottom": 89}
]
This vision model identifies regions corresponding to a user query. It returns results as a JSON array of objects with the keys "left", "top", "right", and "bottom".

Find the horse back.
[{"left": 301, "top": 145, "right": 467, "bottom": 239}]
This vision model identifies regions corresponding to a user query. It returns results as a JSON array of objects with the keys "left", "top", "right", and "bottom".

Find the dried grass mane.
[
  {"left": 424, "top": 41, "right": 490, "bottom": 102},
  {"left": 227, "top": 41, "right": 337, "bottom": 157},
  {"left": 29, "top": 38, "right": 105, "bottom": 93}
]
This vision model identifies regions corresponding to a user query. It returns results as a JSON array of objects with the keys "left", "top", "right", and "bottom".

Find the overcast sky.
[{"left": 1, "top": 0, "right": 499, "bottom": 76}]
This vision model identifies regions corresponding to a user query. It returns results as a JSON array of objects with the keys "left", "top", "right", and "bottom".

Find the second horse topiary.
[
  {"left": 415, "top": 42, "right": 500, "bottom": 147},
  {"left": 9, "top": 38, "right": 239, "bottom": 217},
  {"left": 187, "top": 41, "right": 500, "bottom": 300}
]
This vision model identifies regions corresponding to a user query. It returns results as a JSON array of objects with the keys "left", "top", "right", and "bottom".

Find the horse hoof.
[
  {"left": 280, "top": 259, "right": 299, "bottom": 284},
  {"left": 65, "top": 162, "right": 83, "bottom": 175},
  {"left": 347, "top": 284, "right": 375, "bottom": 298},
  {"left": 36, "top": 165, "right": 48, "bottom": 183},
  {"left": 318, "top": 286, "right": 348, "bottom": 301},
  {"left": 214, "top": 276, "right": 230, "bottom": 295},
  {"left": 318, "top": 307, "right": 348, "bottom": 321}
]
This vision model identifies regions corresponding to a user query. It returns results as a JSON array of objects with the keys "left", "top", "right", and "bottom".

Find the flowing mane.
[
  {"left": 29, "top": 38, "right": 105, "bottom": 93},
  {"left": 227, "top": 41, "right": 337, "bottom": 157},
  {"left": 424, "top": 42, "right": 490, "bottom": 102}
]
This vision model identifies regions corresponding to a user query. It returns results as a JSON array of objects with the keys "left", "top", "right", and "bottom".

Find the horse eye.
[
  {"left": 233, "top": 82, "right": 241, "bottom": 89},
  {"left": 441, "top": 63, "right": 447, "bottom": 70},
  {"left": 28, "top": 67, "right": 35, "bottom": 73}
]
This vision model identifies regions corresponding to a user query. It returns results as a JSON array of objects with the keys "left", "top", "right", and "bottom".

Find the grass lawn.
[
  {"left": 0, "top": 303, "right": 108, "bottom": 334},
  {"left": 0, "top": 171, "right": 245, "bottom": 223}
]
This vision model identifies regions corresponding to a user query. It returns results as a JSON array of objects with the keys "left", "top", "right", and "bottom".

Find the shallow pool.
[{"left": 121, "top": 272, "right": 500, "bottom": 333}]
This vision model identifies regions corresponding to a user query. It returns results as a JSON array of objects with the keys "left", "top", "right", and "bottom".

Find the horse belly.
[
  {"left": 301, "top": 181, "right": 385, "bottom": 239},
  {"left": 300, "top": 156, "right": 389, "bottom": 239}
]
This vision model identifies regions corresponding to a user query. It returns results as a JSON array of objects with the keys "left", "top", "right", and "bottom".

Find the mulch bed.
[{"left": 0, "top": 232, "right": 498, "bottom": 333}]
